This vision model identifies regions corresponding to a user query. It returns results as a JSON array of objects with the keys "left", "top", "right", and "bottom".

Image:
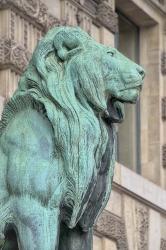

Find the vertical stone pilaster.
[{"left": 0, "top": 95, "right": 5, "bottom": 117}]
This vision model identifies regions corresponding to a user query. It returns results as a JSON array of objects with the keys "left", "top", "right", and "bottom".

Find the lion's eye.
[{"left": 108, "top": 51, "right": 115, "bottom": 57}]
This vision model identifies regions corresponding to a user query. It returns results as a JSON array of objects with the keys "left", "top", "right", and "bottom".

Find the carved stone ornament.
[
  {"left": 0, "top": 0, "right": 118, "bottom": 34},
  {"left": 162, "top": 144, "right": 166, "bottom": 168},
  {"left": 0, "top": 0, "right": 62, "bottom": 32},
  {"left": 161, "top": 51, "right": 166, "bottom": 75},
  {"left": 0, "top": 27, "right": 145, "bottom": 249},
  {"left": 161, "top": 238, "right": 166, "bottom": 250},
  {"left": 0, "top": 37, "right": 31, "bottom": 72},
  {"left": 162, "top": 97, "right": 166, "bottom": 120},
  {"left": 95, "top": 210, "right": 128, "bottom": 250},
  {"left": 97, "top": 0, "right": 118, "bottom": 33},
  {"left": 135, "top": 203, "right": 149, "bottom": 250}
]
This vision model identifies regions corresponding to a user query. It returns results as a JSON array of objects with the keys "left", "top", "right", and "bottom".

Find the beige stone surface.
[
  {"left": 102, "top": 238, "right": 117, "bottom": 250},
  {"left": 46, "top": 0, "right": 61, "bottom": 19},
  {"left": 123, "top": 197, "right": 149, "bottom": 250},
  {"left": 100, "top": 27, "right": 114, "bottom": 47},
  {"left": 148, "top": 209, "right": 161, "bottom": 250},
  {"left": 61, "top": 0, "right": 78, "bottom": 26},
  {"left": 113, "top": 164, "right": 166, "bottom": 211},
  {"left": 0, "top": 10, "right": 9, "bottom": 37},
  {"left": 0, "top": 96, "right": 4, "bottom": 118},
  {"left": 0, "top": 70, "right": 20, "bottom": 98},
  {"left": 105, "top": 189, "right": 122, "bottom": 217},
  {"left": 161, "top": 215, "right": 166, "bottom": 239},
  {"left": 93, "top": 236, "right": 103, "bottom": 250},
  {"left": 123, "top": 195, "right": 137, "bottom": 250},
  {"left": 91, "top": 24, "right": 100, "bottom": 43},
  {"left": 113, "top": 162, "right": 121, "bottom": 184},
  {"left": 140, "top": 24, "right": 161, "bottom": 185}
]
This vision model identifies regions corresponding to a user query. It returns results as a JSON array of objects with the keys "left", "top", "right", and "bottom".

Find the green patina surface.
[{"left": 0, "top": 27, "right": 145, "bottom": 250}]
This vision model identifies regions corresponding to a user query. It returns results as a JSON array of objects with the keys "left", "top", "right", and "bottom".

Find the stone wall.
[{"left": 0, "top": 0, "right": 166, "bottom": 249}]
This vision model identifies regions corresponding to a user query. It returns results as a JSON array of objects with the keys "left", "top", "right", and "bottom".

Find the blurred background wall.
[{"left": 0, "top": 0, "right": 166, "bottom": 249}]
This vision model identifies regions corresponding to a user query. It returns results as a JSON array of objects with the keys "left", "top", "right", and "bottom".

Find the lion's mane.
[{"left": 0, "top": 27, "right": 115, "bottom": 228}]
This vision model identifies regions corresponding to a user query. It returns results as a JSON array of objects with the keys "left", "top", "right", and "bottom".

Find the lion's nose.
[{"left": 137, "top": 67, "right": 145, "bottom": 80}]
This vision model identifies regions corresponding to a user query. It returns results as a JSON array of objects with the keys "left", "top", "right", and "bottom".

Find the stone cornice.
[
  {"left": 149, "top": 0, "right": 166, "bottom": 14},
  {"left": 113, "top": 163, "right": 166, "bottom": 216},
  {"left": 0, "top": 37, "right": 30, "bottom": 73},
  {"left": 94, "top": 210, "right": 128, "bottom": 250}
]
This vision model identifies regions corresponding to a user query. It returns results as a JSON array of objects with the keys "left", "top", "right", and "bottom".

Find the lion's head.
[
  {"left": 8, "top": 26, "right": 144, "bottom": 125},
  {"left": 0, "top": 27, "right": 144, "bottom": 227}
]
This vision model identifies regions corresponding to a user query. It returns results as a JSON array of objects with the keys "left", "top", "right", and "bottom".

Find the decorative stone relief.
[
  {"left": 96, "top": 0, "right": 118, "bottom": 33},
  {"left": 76, "top": 10, "right": 92, "bottom": 34},
  {"left": 61, "top": 0, "right": 92, "bottom": 33},
  {"left": 0, "top": 38, "right": 30, "bottom": 73},
  {"left": 0, "top": 0, "right": 46, "bottom": 26},
  {"left": 161, "top": 51, "right": 166, "bottom": 75},
  {"left": 95, "top": 210, "right": 128, "bottom": 250},
  {"left": 0, "top": 0, "right": 62, "bottom": 33},
  {"left": 162, "top": 144, "right": 166, "bottom": 168},
  {"left": 135, "top": 203, "right": 149, "bottom": 250},
  {"left": 74, "top": 0, "right": 85, "bottom": 5},
  {"left": 84, "top": 0, "right": 97, "bottom": 15},
  {"left": 46, "top": 14, "right": 67, "bottom": 31},
  {"left": 0, "top": 0, "right": 118, "bottom": 35},
  {"left": 162, "top": 97, "right": 166, "bottom": 120},
  {"left": 61, "top": 0, "right": 78, "bottom": 26},
  {"left": 161, "top": 239, "right": 166, "bottom": 250}
]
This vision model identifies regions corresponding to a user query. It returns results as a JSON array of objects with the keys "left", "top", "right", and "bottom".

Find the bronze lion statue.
[{"left": 0, "top": 27, "right": 145, "bottom": 250}]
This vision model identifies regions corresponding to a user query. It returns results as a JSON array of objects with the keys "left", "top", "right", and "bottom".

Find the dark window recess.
[{"left": 115, "top": 12, "right": 141, "bottom": 174}]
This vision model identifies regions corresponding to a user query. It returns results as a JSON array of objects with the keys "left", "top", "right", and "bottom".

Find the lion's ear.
[{"left": 53, "top": 30, "right": 83, "bottom": 61}]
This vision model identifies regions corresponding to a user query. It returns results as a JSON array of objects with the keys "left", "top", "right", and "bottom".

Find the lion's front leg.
[
  {"left": 59, "top": 223, "right": 93, "bottom": 250},
  {"left": 14, "top": 198, "right": 60, "bottom": 250}
]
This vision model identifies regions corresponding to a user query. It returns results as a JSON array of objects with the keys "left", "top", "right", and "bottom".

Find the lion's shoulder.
[{"left": 1, "top": 108, "right": 54, "bottom": 157}]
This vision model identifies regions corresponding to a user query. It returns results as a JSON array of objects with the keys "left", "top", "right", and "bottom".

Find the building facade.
[{"left": 0, "top": 0, "right": 166, "bottom": 249}]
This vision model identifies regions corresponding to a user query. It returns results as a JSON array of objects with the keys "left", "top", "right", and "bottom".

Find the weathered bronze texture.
[{"left": 0, "top": 26, "right": 145, "bottom": 249}]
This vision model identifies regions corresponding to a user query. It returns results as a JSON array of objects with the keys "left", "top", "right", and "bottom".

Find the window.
[{"left": 116, "top": 13, "right": 141, "bottom": 173}]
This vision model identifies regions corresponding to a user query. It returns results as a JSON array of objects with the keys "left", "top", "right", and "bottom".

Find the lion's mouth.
[
  {"left": 103, "top": 99, "right": 125, "bottom": 124},
  {"left": 103, "top": 84, "right": 142, "bottom": 125}
]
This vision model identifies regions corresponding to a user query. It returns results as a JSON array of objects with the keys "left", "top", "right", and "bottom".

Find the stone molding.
[
  {"left": 0, "top": 0, "right": 64, "bottom": 32},
  {"left": 113, "top": 163, "right": 166, "bottom": 214},
  {"left": 95, "top": 210, "right": 128, "bottom": 250},
  {"left": 162, "top": 97, "right": 166, "bottom": 120},
  {"left": 0, "top": 37, "right": 30, "bottom": 73},
  {"left": 161, "top": 239, "right": 166, "bottom": 250},
  {"left": 150, "top": 0, "right": 166, "bottom": 13},
  {"left": 161, "top": 51, "right": 166, "bottom": 75},
  {"left": 96, "top": 0, "right": 118, "bottom": 33}
]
